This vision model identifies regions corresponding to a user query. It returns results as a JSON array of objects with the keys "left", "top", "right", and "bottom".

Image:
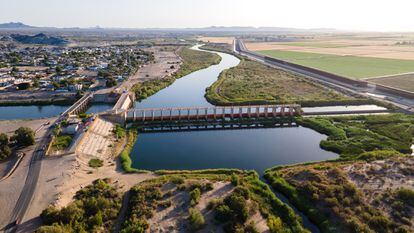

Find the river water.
[
  {"left": 130, "top": 46, "right": 338, "bottom": 173},
  {"left": 0, "top": 103, "right": 113, "bottom": 120}
]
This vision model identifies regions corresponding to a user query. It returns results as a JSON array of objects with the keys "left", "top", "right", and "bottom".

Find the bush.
[
  {"left": 395, "top": 188, "right": 414, "bottom": 207},
  {"left": 190, "top": 188, "right": 201, "bottom": 206},
  {"left": 215, "top": 204, "right": 233, "bottom": 222},
  {"left": 88, "top": 158, "right": 103, "bottom": 168},
  {"left": 231, "top": 173, "right": 240, "bottom": 186},
  {"left": 188, "top": 208, "right": 205, "bottom": 231},
  {"left": 267, "top": 216, "right": 284, "bottom": 233},
  {"left": 113, "top": 124, "right": 126, "bottom": 139}
]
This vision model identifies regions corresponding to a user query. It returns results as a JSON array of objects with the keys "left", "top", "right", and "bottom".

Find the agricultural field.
[
  {"left": 368, "top": 73, "right": 414, "bottom": 92},
  {"left": 257, "top": 50, "right": 414, "bottom": 79},
  {"left": 206, "top": 59, "right": 363, "bottom": 106},
  {"left": 265, "top": 156, "right": 414, "bottom": 233},
  {"left": 198, "top": 36, "right": 235, "bottom": 44},
  {"left": 246, "top": 33, "right": 414, "bottom": 79}
]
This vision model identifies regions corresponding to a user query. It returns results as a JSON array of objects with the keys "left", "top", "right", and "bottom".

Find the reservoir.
[{"left": 131, "top": 46, "right": 338, "bottom": 173}]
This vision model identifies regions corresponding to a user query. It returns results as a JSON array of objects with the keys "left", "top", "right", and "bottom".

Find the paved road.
[
  {"left": 234, "top": 39, "right": 414, "bottom": 113},
  {"left": 4, "top": 132, "right": 51, "bottom": 233}
]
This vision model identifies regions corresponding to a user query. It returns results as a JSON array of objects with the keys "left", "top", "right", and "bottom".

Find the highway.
[{"left": 234, "top": 39, "right": 414, "bottom": 113}]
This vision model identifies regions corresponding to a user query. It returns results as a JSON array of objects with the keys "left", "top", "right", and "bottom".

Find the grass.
[
  {"left": 88, "top": 158, "right": 103, "bottom": 168},
  {"left": 258, "top": 50, "right": 414, "bottom": 79},
  {"left": 51, "top": 135, "right": 73, "bottom": 151},
  {"left": 118, "top": 130, "right": 149, "bottom": 173},
  {"left": 132, "top": 46, "right": 221, "bottom": 101},
  {"left": 368, "top": 73, "right": 414, "bottom": 92},
  {"left": 206, "top": 59, "right": 364, "bottom": 106}
]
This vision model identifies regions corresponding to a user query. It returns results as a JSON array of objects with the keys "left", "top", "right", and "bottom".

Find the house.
[{"left": 68, "top": 84, "right": 83, "bottom": 92}]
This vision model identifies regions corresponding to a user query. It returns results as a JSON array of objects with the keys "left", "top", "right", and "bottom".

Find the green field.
[{"left": 258, "top": 50, "right": 414, "bottom": 79}]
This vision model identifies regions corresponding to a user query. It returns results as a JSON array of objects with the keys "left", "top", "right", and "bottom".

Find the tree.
[
  {"left": 55, "top": 66, "right": 63, "bottom": 74},
  {"left": 0, "top": 133, "right": 8, "bottom": 147},
  {"left": 12, "top": 127, "right": 35, "bottom": 147},
  {"left": 33, "top": 78, "right": 40, "bottom": 88},
  {"left": 106, "top": 77, "right": 117, "bottom": 87}
]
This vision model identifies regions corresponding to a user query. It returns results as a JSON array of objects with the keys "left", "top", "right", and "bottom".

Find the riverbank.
[{"left": 0, "top": 90, "right": 76, "bottom": 106}]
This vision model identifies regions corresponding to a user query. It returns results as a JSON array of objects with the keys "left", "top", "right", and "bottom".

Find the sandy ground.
[
  {"left": 148, "top": 181, "right": 269, "bottom": 233},
  {"left": 198, "top": 37, "right": 235, "bottom": 44},
  {"left": 9, "top": 117, "right": 154, "bottom": 232},
  {"left": 77, "top": 118, "right": 113, "bottom": 156},
  {"left": 0, "top": 118, "right": 52, "bottom": 230},
  {"left": 54, "top": 117, "right": 155, "bottom": 209},
  {"left": 245, "top": 42, "right": 414, "bottom": 60}
]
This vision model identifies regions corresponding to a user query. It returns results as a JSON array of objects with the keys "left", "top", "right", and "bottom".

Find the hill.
[{"left": 10, "top": 33, "right": 68, "bottom": 45}]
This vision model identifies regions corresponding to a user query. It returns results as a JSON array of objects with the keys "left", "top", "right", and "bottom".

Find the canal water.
[
  {"left": 0, "top": 103, "right": 113, "bottom": 120},
  {"left": 131, "top": 46, "right": 338, "bottom": 173}
]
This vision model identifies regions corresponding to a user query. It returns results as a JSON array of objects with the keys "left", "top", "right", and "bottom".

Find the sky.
[{"left": 0, "top": 0, "right": 413, "bottom": 31}]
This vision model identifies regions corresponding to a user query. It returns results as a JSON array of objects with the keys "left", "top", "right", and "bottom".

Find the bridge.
[
  {"left": 125, "top": 104, "right": 301, "bottom": 123},
  {"left": 61, "top": 93, "right": 94, "bottom": 117}
]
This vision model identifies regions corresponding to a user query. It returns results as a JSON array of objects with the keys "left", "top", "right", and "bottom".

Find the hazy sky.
[{"left": 0, "top": 0, "right": 413, "bottom": 31}]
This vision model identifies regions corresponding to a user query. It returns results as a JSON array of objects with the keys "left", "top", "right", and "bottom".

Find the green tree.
[
  {"left": 0, "top": 133, "right": 8, "bottom": 147},
  {"left": 33, "top": 78, "right": 40, "bottom": 88},
  {"left": 55, "top": 66, "right": 63, "bottom": 74},
  {"left": 106, "top": 77, "right": 117, "bottom": 87},
  {"left": 12, "top": 127, "right": 35, "bottom": 147}
]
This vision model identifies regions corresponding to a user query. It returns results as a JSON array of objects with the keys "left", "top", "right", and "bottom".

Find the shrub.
[
  {"left": 215, "top": 204, "right": 233, "bottom": 223},
  {"left": 267, "top": 216, "right": 283, "bottom": 233},
  {"left": 231, "top": 173, "right": 240, "bottom": 186},
  {"left": 188, "top": 208, "right": 205, "bottom": 231},
  {"left": 190, "top": 188, "right": 201, "bottom": 206},
  {"left": 88, "top": 158, "right": 103, "bottom": 168},
  {"left": 395, "top": 188, "right": 414, "bottom": 207}
]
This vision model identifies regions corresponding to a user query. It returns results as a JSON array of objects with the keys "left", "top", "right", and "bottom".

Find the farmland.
[
  {"left": 368, "top": 73, "right": 414, "bottom": 92},
  {"left": 257, "top": 50, "right": 414, "bottom": 79}
]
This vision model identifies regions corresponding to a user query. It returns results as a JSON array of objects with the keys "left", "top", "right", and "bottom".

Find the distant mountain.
[
  {"left": 0, "top": 22, "right": 35, "bottom": 29},
  {"left": 10, "top": 33, "right": 68, "bottom": 45}
]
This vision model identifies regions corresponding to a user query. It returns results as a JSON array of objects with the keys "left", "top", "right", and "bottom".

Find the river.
[
  {"left": 0, "top": 103, "right": 113, "bottom": 120},
  {"left": 130, "top": 46, "right": 338, "bottom": 174}
]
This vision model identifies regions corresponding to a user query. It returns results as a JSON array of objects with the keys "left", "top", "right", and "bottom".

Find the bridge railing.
[
  {"left": 61, "top": 93, "right": 93, "bottom": 117},
  {"left": 126, "top": 104, "right": 301, "bottom": 122}
]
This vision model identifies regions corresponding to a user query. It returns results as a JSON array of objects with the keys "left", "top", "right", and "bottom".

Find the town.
[{"left": 0, "top": 40, "right": 154, "bottom": 104}]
